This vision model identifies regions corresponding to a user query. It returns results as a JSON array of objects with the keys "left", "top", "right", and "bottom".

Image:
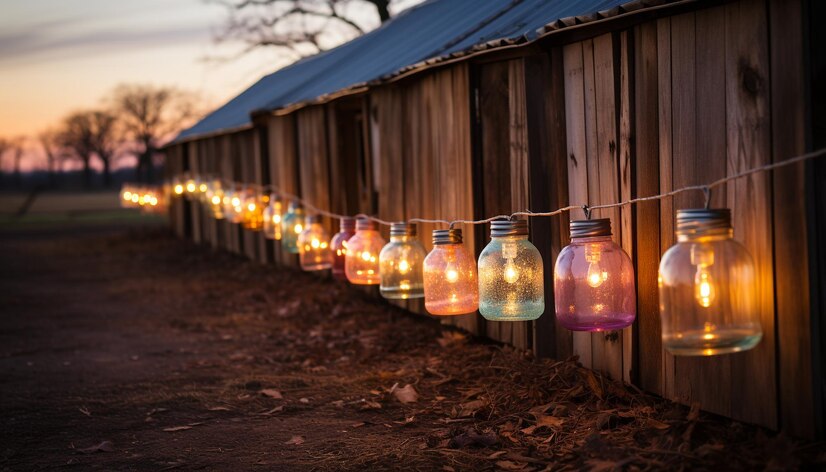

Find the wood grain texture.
[
  {"left": 267, "top": 115, "right": 300, "bottom": 268},
  {"left": 724, "top": 0, "right": 776, "bottom": 429},
  {"left": 633, "top": 21, "right": 662, "bottom": 393},
  {"left": 562, "top": 41, "right": 593, "bottom": 368},
  {"left": 769, "top": 0, "right": 815, "bottom": 438}
]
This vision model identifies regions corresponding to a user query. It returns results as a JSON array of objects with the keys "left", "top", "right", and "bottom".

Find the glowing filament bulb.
[
  {"left": 503, "top": 260, "right": 519, "bottom": 284},
  {"left": 248, "top": 202, "right": 256, "bottom": 211},
  {"left": 361, "top": 251, "right": 373, "bottom": 262},
  {"left": 231, "top": 197, "right": 241, "bottom": 207},
  {"left": 398, "top": 259, "right": 410, "bottom": 274},
  {"left": 690, "top": 244, "right": 716, "bottom": 308},
  {"left": 273, "top": 214, "right": 281, "bottom": 224},
  {"left": 186, "top": 182, "right": 196, "bottom": 193},
  {"left": 585, "top": 245, "right": 607, "bottom": 288},
  {"left": 174, "top": 184, "right": 184, "bottom": 195},
  {"left": 311, "top": 238, "right": 320, "bottom": 249},
  {"left": 694, "top": 266, "right": 716, "bottom": 308},
  {"left": 294, "top": 224, "right": 303, "bottom": 234},
  {"left": 211, "top": 195, "right": 221, "bottom": 205},
  {"left": 445, "top": 264, "right": 459, "bottom": 283},
  {"left": 123, "top": 191, "right": 132, "bottom": 201},
  {"left": 199, "top": 183, "right": 207, "bottom": 193}
]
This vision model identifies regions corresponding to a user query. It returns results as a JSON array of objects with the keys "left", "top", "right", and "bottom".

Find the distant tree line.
[{"left": 0, "top": 84, "right": 201, "bottom": 190}]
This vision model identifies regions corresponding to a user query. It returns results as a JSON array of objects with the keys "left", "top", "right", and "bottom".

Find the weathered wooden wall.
[{"left": 165, "top": 0, "right": 820, "bottom": 438}]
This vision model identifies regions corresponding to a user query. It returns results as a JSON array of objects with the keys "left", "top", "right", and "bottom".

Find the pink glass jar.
[
  {"left": 423, "top": 228, "right": 479, "bottom": 316},
  {"left": 330, "top": 218, "right": 356, "bottom": 281},
  {"left": 553, "top": 219, "right": 635, "bottom": 331},
  {"left": 344, "top": 219, "right": 386, "bottom": 285}
]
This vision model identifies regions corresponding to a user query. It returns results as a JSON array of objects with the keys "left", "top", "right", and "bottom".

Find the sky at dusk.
[{"left": 0, "top": 0, "right": 415, "bottom": 171}]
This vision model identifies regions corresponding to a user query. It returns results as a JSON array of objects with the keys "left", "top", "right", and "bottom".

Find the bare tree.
[
  {"left": 39, "top": 130, "right": 63, "bottom": 187},
  {"left": 216, "top": 0, "right": 397, "bottom": 57},
  {"left": 59, "top": 110, "right": 117, "bottom": 188},
  {"left": 110, "top": 84, "right": 200, "bottom": 183},
  {"left": 9, "top": 137, "right": 26, "bottom": 187}
]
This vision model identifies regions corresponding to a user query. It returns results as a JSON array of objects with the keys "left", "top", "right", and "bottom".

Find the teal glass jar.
[
  {"left": 280, "top": 201, "right": 305, "bottom": 254},
  {"left": 477, "top": 219, "right": 544, "bottom": 321}
]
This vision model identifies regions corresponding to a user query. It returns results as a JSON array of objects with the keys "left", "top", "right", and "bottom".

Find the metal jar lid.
[
  {"left": 676, "top": 208, "right": 731, "bottom": 235},
  {"left": 287, "top": 201, "right": 303, "bottom": 213},
  {"left": 305, "top": 214, "right": 320, "bottom": 225},
  {"left": 339, "top": 217, "right": 356, "bottom": 232},
  {"left": 390, "top": 222, "right": 417, "bottom": 237},
  {"left": 356, "top": 218, "right": 377, "bottom": 231},
  {"left": 433, "top": 228, "right": 463, "bottom": 245},
  {"left": 490, "top": 219, "right": 528, "bottom": 237},
  {"left": 570, "top": 218, "right": 612, "bottom": 238}
]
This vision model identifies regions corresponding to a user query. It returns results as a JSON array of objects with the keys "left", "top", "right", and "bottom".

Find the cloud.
[{"left": 0, "top": 23, "right": 210, "bottom": 64}]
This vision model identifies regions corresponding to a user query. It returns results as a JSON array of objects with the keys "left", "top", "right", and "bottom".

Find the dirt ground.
[{"left": 1, "top": 224, "right": 823, "bottom": 471}]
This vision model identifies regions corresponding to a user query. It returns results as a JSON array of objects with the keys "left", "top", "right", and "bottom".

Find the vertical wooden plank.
[
  {"left": 769, "top": 0, "right": 815, "bottom": 438},
  {"left": 525, "top": 51, "right": 569, "bottom": 360},
  {"left": 588, "top": 33, "right": 623, "bottom": 381},
  {"left": 656, "top": 16, "right": 676, "bottom": 399},
  {"left": 508, "top": 58, "right": 531, "bottom": 350},
  {"left": 725, "top": 0, "right": 776, "bottom": 429},
  {"left": 297, "top": 107, "right": 333, "bottom": 237},
  {"left": 268, "top": 115, "right": 300, "bottom": 268},
  {"left": 619, "top": 30, "right": 634, "bottom": 384},
  {"left": 562, "top": 41, "right": 592, "bottom": 368},
  {"left": 188, "top": 140, "right": 203, "bottom": 245},
  {"left": 252, "top": 128, "right": 268, "bottom": 264},
  {"left": 635, "top": 21, "right": 663, "bottom": 394}
]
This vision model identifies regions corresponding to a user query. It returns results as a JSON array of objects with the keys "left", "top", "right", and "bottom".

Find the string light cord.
[{"left": 202, "top": 147, "right": 826, "bottom": 228}]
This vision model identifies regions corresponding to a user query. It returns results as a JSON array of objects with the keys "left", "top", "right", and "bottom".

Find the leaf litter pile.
[{"left": 0, "top": 227, "right": 823, "bottom": 470}]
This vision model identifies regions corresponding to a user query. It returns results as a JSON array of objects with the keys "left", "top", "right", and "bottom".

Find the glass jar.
[
  {"left": 298, "top": 215, "right": 333, "bottom": 270},
  {"left": 379, "top": 222, "right": 426, "bottom": 299},
  {"left": 262, "top": 194, "right": 282, "bottom": 240},
  {"left": 206, "top": 180, "right": 225, "bottom": 219},
  {"left": 478, "top": 219, "right": 544, "bottom": 321},
  {"left": 330, "top": 218, "right": 356, "bottom": 281},
  {"left": 345, "top": 219, "right": 386, "bottom": 284},
  {"left": 554, "top": 219, "right": 635, "bottom": 331},
  {"left": 659, "top": 208, "right": 761, "bottom": 356},
  {"left": 280, "top": 202, "right": 305, "bottom": 254},
  {"left": 423, "top": 228, "right": 478, "bottom": 315},
  {"left": 242, "top": 189, "right": 264, "bottom": 231}
]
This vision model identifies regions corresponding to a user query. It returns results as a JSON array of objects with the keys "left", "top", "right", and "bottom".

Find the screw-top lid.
[
  {"left": 306, "top": 214, "right": 320, "bottom": 225},
  {"left": 676, "top": 208, "right": 731, "bottom": 235},
  {"left": 491, "top": 219, "right": 528, "bottom": 237},
  {"left": 356, "top": 218, "right": 377, "bottom": 231},
  {"left": 433, "top": 228, "right": 463, "bottom": 245},
  {"left": 339, "top": 217, "right": 356, "bottom": 232},
  {"left": 391, "top": 222, "right": 417, "bottom": 237},
  {"left": 570, "top": 218, "right": 612, "bottom": 238}
]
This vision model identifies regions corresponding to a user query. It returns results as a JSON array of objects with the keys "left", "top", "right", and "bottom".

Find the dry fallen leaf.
[
  {"left": 208, "top": 406, "right": 230, "bottom": 412},
  {"left": 646, "top": 418, "right": 671, "bottom": 430},
  {"left": 285, "top": 435, "right": 304, "bottom": 445},
  {"left": 163, "top": 426, "right": 192, "bottom": 432},
  {"left": 495, "top": 460, "right": 529, "bottom": 471},
  {"left": 261, "top": 406, "right": 284, "bottom": 415},
  {"left": 360, "top": 400, "right": 382, "bottom": 410},
  {"left": 261, "top": 389, "right": 283, "bottom": 399},
  {"left": 76, "top": 441, "right": 113, "bottom": 454},
  {"left": 392, "top": 384, "right": 419, "bottom": 404},
  {"left": 78, "top": 407, "right": 91, "bottom": 417},
  {"left": 437, "top": 331, "right": 466, "bottom": 348},
  {"left": 583, "top": 369, "right": 603, "bottom": 399}
]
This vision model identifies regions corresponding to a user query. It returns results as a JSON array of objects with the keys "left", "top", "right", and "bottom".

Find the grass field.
[{"left": 0, "top": 191, "right": 165, "bottom": 228}]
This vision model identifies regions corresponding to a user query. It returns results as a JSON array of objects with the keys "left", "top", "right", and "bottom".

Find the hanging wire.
[{"left": 200, "top": 147, "right": 826, "bottom": 229}]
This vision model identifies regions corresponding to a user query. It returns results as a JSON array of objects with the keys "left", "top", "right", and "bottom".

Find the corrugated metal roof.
[{"left": 175, "top": 0, "right": 645, "bottom": 142}]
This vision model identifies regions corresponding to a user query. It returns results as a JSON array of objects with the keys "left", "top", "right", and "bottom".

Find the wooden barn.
[{"left": 164, "top": 0, "right": 826, "bottom": 438}]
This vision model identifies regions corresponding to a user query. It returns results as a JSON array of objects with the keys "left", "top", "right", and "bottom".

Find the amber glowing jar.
[
  {"left": 330, "top": 218, "right": 356, "bottom": 281},
  {"left": 262, "top": 194, "right": 282, "bottom": 240},
  {"left": 658, "top": 209, "right": 761, "bottom": 356},
  {"left": 206, "top": 180, "right": 225, "bottom": 219},
  {"left": 241, "top": 189, "right": 264, "bottom": 231},
  {"left": 344, "top": 219, "right": 386, "bottom": 285},
  {"left": 379, "top": 223, "right": 426, "bottom": 299},
  {"left": 423, "top": 228, "right": 478, "bottom": 315},
  {"left": 554, "top": 219, "right": 635, "bottom": 331},
  {"left": 298, "top": 215, "right": 333, "bottom": 271}
]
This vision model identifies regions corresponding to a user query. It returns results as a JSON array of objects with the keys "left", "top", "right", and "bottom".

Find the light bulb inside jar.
[
  {"left": 584, "top": 244, "right": 608, "bottom": 288},
  {"left": 445, "top": 263, "right": 459, "bottom": 283},
  {"left": 691, "top": 244, "right": 716, "bottom": 308}
]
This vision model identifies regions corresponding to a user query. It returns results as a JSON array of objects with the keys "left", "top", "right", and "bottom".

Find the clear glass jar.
[
  {"left": 227, "top": 186, "right": 245, "bottom": 224},
  {"left": 478, "top": 219, "right": 544, "bottom": 321},
  {"left": 298, "top": 215, "right": 333, "bottom": 270},
  {"left": 379, "top": 223, "right": 426, "bottom": 299},
  {"left": 280, "top": 202, "right": 305, "bottom": 254},
  {"left": 659, "top": 208, "right": 761, "bottom": 356},
  {"left": 262, "top": 195, "right": 282, "bottom": 240},
  {"left": 423, "top": 228, "right": 478, "bottom": 315},
  {"left": 330, "top": 218, "right": 356, "bottom": 281},
  {"left": 554, "top": 219, "right": 635, "bottom": 331},
  {"left": 345, "top": 219, "right": 386, "bottom": 285}
]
